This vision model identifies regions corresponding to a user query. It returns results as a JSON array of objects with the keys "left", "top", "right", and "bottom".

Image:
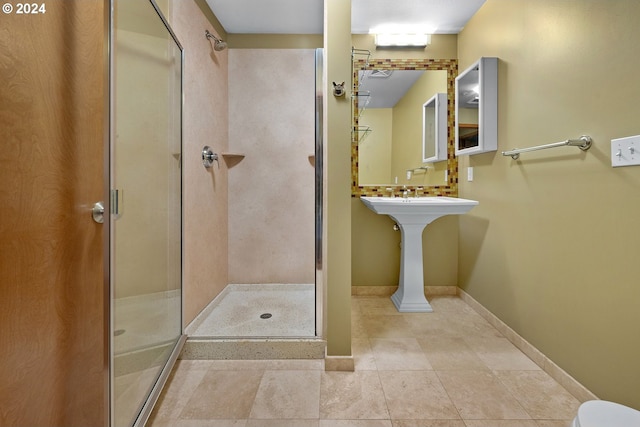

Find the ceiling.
[
  {"left": 205, "top": 0, "right": 486, "bottom": 35},
  {"left": 359, "top": 70, "right": 426, "bottom": 109}
]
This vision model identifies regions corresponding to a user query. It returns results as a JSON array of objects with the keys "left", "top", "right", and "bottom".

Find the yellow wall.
[
  {"left": 457, "top": 0, "right": 640, "bottom": 408},
  {"left": 458, "top": 107, "right": 478, "bottom": 125},
  {"left": 324, "top": 0, "right": 353, "bottom": 357},
  {"left": 351, "top": 37, "right": 459, "bottom": 290},
  {"left": 227, "top": 34, "right": 322, "bottom": 49},
  {"left": 359, "top": 108, "right": 393, "bottom": 184}
]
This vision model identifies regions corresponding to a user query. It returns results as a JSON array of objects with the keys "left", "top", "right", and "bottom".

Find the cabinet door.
[{"left": 455, "top": 57, "right": 498, "bottom": 156}]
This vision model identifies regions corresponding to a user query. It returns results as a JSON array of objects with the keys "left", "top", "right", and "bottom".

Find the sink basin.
[
  {"left": 361, "top": 196, "right": 479, "bottom": 217},
  {"left": 361, "top": 196, "right": 478, "bottom": 312}
]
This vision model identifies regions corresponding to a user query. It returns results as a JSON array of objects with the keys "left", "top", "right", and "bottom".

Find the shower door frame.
[
  {"left": 315, "top": 48, "right": 324, "bottom": 339},
  {"left": 107, "top": 1, "right": 186, "bottom": 426}
]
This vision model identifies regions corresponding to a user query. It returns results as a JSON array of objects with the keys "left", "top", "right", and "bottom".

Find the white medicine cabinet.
[{"left": 455, "top": 57, "right": 498, "bottom": 156}]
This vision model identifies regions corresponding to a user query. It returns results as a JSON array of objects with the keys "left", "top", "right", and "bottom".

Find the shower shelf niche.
[{"left": 221, "top": 152, "right": 245, "bottom": 168}]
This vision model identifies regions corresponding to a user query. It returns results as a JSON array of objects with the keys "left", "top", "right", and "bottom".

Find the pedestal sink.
[{"left": 361, "top": 196, "right": 479, "bottom": 312}]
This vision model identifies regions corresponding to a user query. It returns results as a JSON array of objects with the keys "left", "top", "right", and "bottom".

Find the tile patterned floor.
[{"left": 148, "top": 295, "right": 580, "bottom": 427}]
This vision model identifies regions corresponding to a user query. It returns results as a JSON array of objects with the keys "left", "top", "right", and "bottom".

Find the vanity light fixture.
[{"left": 375, "top": 33, "right": 431, "bottom": 48}]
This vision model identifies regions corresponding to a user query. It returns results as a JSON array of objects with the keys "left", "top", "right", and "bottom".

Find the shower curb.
[{"left": 180, "top": 338, "right": 326, "bottom": 360}]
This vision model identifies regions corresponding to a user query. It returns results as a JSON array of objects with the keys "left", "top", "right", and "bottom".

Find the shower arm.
[
  {"left": 205, "top": 30, "right": 220, "bottom": 43},
  {"left": 205, "top": 30, "right": 228, "bottom": 51}
]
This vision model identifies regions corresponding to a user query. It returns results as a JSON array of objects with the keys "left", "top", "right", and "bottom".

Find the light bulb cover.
[{"left": 375, "top": 33, "right": 431, "bottom": 47}]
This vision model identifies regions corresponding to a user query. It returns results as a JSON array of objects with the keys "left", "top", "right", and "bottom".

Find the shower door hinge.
[{"left": 111, "top": 189, "right": 123, "bottom": 219}]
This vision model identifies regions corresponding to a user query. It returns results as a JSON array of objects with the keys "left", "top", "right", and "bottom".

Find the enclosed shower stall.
[{"left": 185, "top": 48, "right": 323, "bottom": 345}]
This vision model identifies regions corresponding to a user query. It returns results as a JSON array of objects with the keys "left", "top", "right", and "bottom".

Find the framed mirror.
[
  {"left": 422, "top": 93, "right": 447, "bottom": 163},
  {"left": 352, "top": 59, "right": 458, "bottom": 197},
  {"left": 455, "top": 57, "right": 498, "bottom": 156}
]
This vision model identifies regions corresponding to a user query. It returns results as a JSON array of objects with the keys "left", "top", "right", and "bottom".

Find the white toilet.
[{"left": 572, "top": 400, "right": 640, "bottom": 427}]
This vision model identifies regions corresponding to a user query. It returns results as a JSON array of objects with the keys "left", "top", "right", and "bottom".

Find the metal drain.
[
  {"left": 114, "top": 329, "right": 126, "bottom": 336},
  {"left": 260, "top": 313, "right": 272, "bottom": 319}
]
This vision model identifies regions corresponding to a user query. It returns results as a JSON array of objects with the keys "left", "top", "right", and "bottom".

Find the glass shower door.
[{"left": 111, "top": 1, "right": 183, "bottom": 426}]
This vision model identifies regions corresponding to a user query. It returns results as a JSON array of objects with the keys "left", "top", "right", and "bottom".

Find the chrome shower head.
[
  {"left": 205, "top": 30, "right": 227, "bottom": 51},
  {"left": 214, "top": 40, "right": 227, "bottom": 51}
]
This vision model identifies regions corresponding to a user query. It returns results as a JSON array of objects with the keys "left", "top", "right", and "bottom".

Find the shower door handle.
[{"left": 111, "top": 189, "right": 123, "bottom": 219}]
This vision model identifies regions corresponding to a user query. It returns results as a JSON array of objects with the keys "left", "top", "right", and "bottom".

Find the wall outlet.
[
  {"left": 611, "top": 135, "right": 640, "bottom": 167},
  {"left": 467, "top": 167, "right": 474, "bottom": 182}
]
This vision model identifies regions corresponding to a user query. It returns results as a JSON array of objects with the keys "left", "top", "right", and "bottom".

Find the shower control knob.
[{"left": 202, "top": 146, "right": 219, "bottom": 169}]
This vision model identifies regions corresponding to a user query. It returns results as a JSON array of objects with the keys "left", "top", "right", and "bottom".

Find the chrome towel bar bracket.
[{"left": 502, "top": 135, "right": 592, "bottom": 160}]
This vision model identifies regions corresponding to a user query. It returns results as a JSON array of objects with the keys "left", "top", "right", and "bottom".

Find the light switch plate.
[
  {"left": 467, "top": 167, "right": 474, "bottom": 181},
  {"left": 611, "top": 135, "right": 640, "bottom": 167}
]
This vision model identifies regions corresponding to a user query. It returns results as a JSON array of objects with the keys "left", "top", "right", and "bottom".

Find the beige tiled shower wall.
[
  {"left": 228, "top": 49, "right": 316, "bottom": 284},
  {"left": 169, "top": 1, "right": 229, "bottom": 326}
]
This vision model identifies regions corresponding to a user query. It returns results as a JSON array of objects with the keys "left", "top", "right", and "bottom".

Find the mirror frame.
[
  {"left": 352, "top": 58, "right": 459, "bottom": 197},
  {"left": 422, "top": 92, "right": 447, "bottom": 163}
]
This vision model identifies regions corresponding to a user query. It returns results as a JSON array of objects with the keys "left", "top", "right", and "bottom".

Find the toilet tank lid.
[{"left": 578, "top": 400, "right": 640, "bottom": 427}]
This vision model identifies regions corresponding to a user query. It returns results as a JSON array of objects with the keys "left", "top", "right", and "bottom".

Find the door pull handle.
[{"left": 92, "top": 202, "right": 104, "bottom": 224}]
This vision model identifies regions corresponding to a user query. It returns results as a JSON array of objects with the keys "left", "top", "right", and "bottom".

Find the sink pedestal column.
[
  {"left": 390, "top": 217, "right": 434, "bottom": 312},
  {"left": 360, "top": 196, "right": 478, "bottom": 313}
]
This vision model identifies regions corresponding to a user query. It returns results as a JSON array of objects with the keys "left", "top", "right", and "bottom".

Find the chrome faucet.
[
  {"left": 386, "top": 187, "right": 394, "bottom": 198},
  {"left": 402, "top": 185, "right": 411, "bottom": 199}
]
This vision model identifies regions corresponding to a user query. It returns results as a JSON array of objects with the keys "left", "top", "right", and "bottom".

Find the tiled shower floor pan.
[{"left": 182, "top": 284, "right": 324, "bottom": 360}]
